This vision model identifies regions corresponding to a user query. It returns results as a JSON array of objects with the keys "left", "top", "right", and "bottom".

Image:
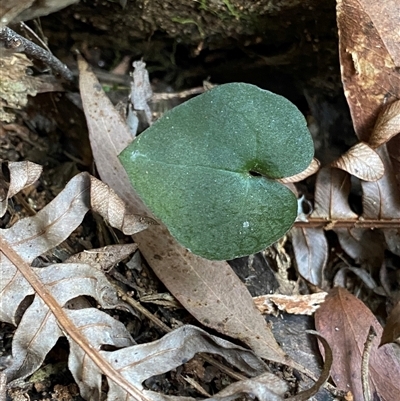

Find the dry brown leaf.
[
  {"left": 78, "top": 55, "right": 299, "bottom": 368},
  {"left": 254, "top": 292, "right": 327, "bottom": 316},
  {"left": 331, "top": 142, "right": 384, "bottom": 181},
  {"left": 311, "top": 167, "right": 358, "bottom": 220},
  {"left": 381, "top": 300, "right": 400, "bottom": 347},
  {"left": 337, "top": 0, "right": 400, "bottom": 142},
  {"left": 290, "top": 227, "right": 327, "bottom": 286},
  {"left": 0, "top": 161, "right": 42, "bottom": 217},
  {"left": 369, "top": 100, "right": 400, "bottom": 148},
  {"left": 277, "top": 158, "right": 320, "bottom": 184},
  {"left": 315, "top": 287, "right": 400, "bottom": 401}
]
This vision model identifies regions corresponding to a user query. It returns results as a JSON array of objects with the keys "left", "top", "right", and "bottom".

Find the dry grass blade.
[
  {"left": 331, "top": 142, "right": 384, "bottom": 181},
  {"left": 0, "top": 161, "right": 42, "bottom": 217}
]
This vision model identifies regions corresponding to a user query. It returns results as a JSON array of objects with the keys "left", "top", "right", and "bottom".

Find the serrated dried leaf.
[
  {"left": 79, "top": 56, "right": 296, "bottom": 368},
  {"left": 0, "top": 161, "right": 42, "bottom": 217},
  {"left": 369, "top": 100, "right": 400, "bottom": 148},
  {"left": 331, "top": 142, "right": 384, "bottom": 181},
  {"left": 315, "top": 287, "right": 400, "bottom": 400},
  {"left": 311, "top": 167, "right": 358, "bottom": 220},
  {"left": 337, "top": 0, "right": 400, "bottom": 141},
  {"left": 290, "top": 227, "right": 327, "bottom": 286},
  {"left": 277, "top": 158, "right": 320, "bottom": 183}
]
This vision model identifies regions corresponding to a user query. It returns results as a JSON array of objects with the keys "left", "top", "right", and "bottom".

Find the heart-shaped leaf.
[{"left": 120, "top": 83, "right": 314, "bottom": 260}]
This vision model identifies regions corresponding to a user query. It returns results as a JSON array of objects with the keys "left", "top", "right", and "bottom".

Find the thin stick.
[
  {"left": 0, "top": 26, "right": 73, "bottom": 81},
  {"left": 361, "top": 326, "right": 376, "bottom": 401},
  {"left": 295, "top": 218, "right": 400, "bottom": 229}
]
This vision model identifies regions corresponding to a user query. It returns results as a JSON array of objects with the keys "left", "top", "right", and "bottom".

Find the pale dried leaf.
[
  {"left": 333, "top": 265, "right": 378, "bottom": 290},
  {"left": 381, "top": 300, "right": 400, "bottom": 347},
  {"left": 0, "top": 169, "right": 152, "bottom": 396},
  {"left": 0, "top": 0, "right": 34, "bottom": 27},
  {"left": 2, "top": 172, "right": 148, "bottom": 263},
  {"left": 369, "top": 100, "right": 400, "bottom": 148},
  {"left": 9, "top": 0, "right": 79, "bottom": 22},
  {"left": 89, "top": 175, "right": 156, "bottom": 235},
  {"left": 0, "top": 161, "right": 42, "bottom": 217},
  {"left": 361, "top": 146, "right": 400, "bottom": 219},
  {"left": 290, "top": 227, "right": 327, "bottom": 286},
  {"left": 130, "top": 60, "right": 153, "bottom": 125},
  {"left": 334, "top": 227, "right": 385, "bottom": 267},
  {"left": 360, "top": 146, "right": 400, "bottom": 256},
  {"left": 79, "top": 56, "right": 295, "bottom": 367},
  {"left": 331, "top": 142, "right": 384, "bottom": 181},
  {"left": 66, "top": 243, "right": 138, "bottom": 271},
  {"left": 311, "top": 167, "right": 358, "bottom": 220},
  {"left": 277, "top": 158, "right": 320, "bottom": 183},
  {"left": 337, "top": 0, "right": 400, "bottom": 141},
  {"left": 76, "top": 325, "right": 270, "bottom": 401},
  {"left": 315, "top": 287, "right": 400, "bottom": 401},
  {"left": 254, "top": 293, "right": 327, "bottom": 316}
]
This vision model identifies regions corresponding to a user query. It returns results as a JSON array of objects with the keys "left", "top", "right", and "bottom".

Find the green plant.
[{"left": 119, "top": 83, "right": 314, "bottom": 260}]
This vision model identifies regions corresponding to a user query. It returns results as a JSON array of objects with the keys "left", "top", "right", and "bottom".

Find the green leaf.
[{"left": 119, "top": 83, "right": 314, "bottom": 260}]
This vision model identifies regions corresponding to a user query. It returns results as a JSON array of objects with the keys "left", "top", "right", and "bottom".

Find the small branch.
[
  {"left": 0, "top": 26, "right": 74, "bottom": 82},
  {"left": 295, "top": 218, "right": 400, "bottom": 229},
  {"left": 361, "top": 326, "right": 377, "bottom": 401}
]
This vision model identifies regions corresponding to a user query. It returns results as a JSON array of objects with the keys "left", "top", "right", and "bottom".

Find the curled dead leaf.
[
  {"left": 278, "top": 158, "right": 320, "bottom": 184},
  {"left": 0, "top": 161, "right": 42, "bottom": 218},
  {"left": 369, "top": 100, "right": 400, "bottom": 149},
  {"left": 331, "top": 142, "right": 384, "bottom": 181}
]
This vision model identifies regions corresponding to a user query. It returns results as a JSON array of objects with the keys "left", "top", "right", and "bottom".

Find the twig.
[
  {"left": 0, "top": 26, "right": 73, "bottom": 82},
  {"left": 361, "top": 326, "right": 376, "bottom": 401},
  {"left": 295, "top": 218, "right": 400, "bottom": 229}
]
